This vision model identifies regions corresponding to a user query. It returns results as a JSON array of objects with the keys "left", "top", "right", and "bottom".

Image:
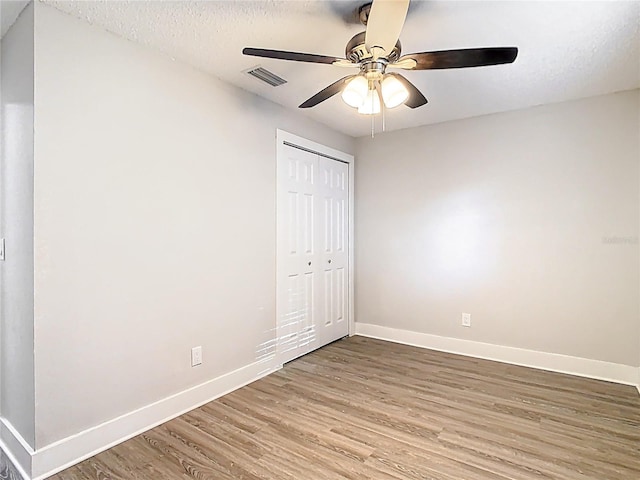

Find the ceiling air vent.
[{"left": 246, "top": 66, "right": 287, "bottom": 87}]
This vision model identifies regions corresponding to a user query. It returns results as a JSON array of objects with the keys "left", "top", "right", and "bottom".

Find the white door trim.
[{"left": 275, "top": 130, "right": 355, "bottom": 366}]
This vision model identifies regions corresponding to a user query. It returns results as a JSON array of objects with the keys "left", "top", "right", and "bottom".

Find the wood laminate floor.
[{"left": 51, "top": 336, "right": 640, "bottom": 480}]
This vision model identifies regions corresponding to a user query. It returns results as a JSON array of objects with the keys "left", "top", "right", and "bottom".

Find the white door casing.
[{"left": 276, "top": 130, "right": 354, "bottom": 365}]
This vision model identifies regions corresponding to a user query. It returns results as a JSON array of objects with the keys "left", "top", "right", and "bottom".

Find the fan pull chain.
[
  {"left": 371, "top": 111, "right": 374, "bottom": 138},
  {"left": 371, "top": 85, "right": 376, "bottom": 138},
  {"left": 376, "top": 79, "right": 385, "bottom": 134},
  {"left": 382, "top": 96, "right": 386, "bottom": 133}
]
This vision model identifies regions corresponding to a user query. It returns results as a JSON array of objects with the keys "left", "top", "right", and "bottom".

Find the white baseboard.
[
  {"left": 0, "top": 419, "right": 33, "bottom": 479},
  {"left": 31, "top": 359, "right": 278, "bottom": 480},
  {"left": 355, "top": 323, "right": 639, "bottom": 387},
  {"left": 10, "top": 329, "right": 640, "bottom": 479}
]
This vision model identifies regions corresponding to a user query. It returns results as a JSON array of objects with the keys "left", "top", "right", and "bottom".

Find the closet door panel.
[
  {"left": 317, "top": 157, "right": 349, "bottom": 346},
  {"left": 277, "top": 145, "right": 319, "bottom": 363}
]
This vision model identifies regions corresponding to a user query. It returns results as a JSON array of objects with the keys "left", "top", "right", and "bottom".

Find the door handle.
[
  {"left": 308, "top": 261, "right": 311, "bottom": 266},
  {"left": 328, "top": 259, "right": 332, "bottom": 264}
]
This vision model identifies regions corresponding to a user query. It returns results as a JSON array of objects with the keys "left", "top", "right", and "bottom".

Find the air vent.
[{"left": 246, "top": 66, "right": 287, "bottom": 87}]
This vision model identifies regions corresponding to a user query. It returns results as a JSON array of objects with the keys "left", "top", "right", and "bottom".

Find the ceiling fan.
[{"left": 243, "top": 0, "right": 518, "bottom": 116}]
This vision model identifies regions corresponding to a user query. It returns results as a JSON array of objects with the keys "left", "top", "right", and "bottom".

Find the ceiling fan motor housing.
[
  {"left": 361, "top": 60, "right": 388, "bottom": 83},
  {"left": 346, "top": 32, "right": 401, "bottom": 64},
  {"left": 358, "top": 3, "right": 372, "bottom": 25}
]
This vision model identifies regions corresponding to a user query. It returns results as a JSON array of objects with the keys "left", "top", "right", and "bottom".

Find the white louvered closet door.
[{"left": 277, "top": 144, "right": 349, "bottom": 364}]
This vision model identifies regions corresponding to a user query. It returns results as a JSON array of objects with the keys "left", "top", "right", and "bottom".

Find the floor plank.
[{"left": 49, "top": 336, "right": 640, "bottom": 480}]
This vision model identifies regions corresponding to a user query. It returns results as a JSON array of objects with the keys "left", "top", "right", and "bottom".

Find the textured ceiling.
[{"left": 45, "top": 1, "right": 640, "bottom": 137}]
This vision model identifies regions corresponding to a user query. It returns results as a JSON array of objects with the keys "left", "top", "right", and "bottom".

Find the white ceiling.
[{"left": 44, "top": 1, "right": 640, "bottom": 137}]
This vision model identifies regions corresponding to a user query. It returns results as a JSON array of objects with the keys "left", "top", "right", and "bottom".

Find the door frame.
[{"left": 275, "top": 129, "right": 355, "bottom": 366}]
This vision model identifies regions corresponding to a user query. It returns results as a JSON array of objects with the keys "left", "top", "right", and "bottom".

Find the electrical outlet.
[
  {"left": 191, "top": 346, "right": 202, "bottom": 367},
  {"left": 462, "top": 313, "right": 471, "bottom": 327}
]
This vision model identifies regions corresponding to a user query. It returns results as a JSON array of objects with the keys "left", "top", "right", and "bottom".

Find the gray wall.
[
  {"left": 33, "top": 4, "right": 354, "bottom": 448},
  {"left": 14, "top": 0, "right": 640, "bottom": 465},
  {"left": 0, "top": 0, "right": 35, "bottom": 450},
  {"left": 355, "top": 90, "right": 640, "bottom": 367}
]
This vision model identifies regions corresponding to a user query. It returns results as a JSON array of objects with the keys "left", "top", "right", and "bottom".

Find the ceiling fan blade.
[
  {"left": 299, "top": 75, "right": 357, "bottom": 108},
  {"left": 388, "top": 73, "right": 427, "bottom": 108},
  {"left": 365, "top": 0, "right": 410, "bottom": 59},
  {"left": 387, "top": 58, "right": 418, "bottom": 69},
  {"left": 243, "top": 47, "right": 346, "bottom": 65},
  {"left": 396, "top": 47, "right": 518, "bottom": 70},
  {"left": 333, "top": 59, "right": 359, "bottom": 68}
]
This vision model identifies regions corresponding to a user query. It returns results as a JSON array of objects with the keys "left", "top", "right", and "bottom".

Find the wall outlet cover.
[
  {"left": 462, "top": 313, "right": 471, "bottom": 327},
  {"left": 191, "top": 346, "right": 202, "bottom": 366}
]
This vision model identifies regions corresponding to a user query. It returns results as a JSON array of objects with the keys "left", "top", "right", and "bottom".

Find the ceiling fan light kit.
[
  {"left": 341, "top": 70, "right": 409, "bottom": 114},
  {"left": 341, "top": 75, "right": 368, "bottom": 108},
  {"left": 358, "top": 88, "right": 381, "bottom": 115},
  {"left": 243, "top": 0, "right": 518, "bottom": 123},
  {"left": 381, "top": 75, "right": 409, "bottom": 108}
]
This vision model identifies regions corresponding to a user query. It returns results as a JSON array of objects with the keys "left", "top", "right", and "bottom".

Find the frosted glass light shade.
[
  {"left": 381, "top": 75, "right": 409, "bottom": 108},
  {"left": 358, "top": 89, "right": 381, "bottom": 115},
  {"left": 341, "top": 76, "right": 368, "bottom": 108}
]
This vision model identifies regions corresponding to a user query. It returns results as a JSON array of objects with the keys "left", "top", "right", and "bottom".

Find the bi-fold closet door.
[{"left": 277, "top": 142, "right": 350, "bottom": 365}]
